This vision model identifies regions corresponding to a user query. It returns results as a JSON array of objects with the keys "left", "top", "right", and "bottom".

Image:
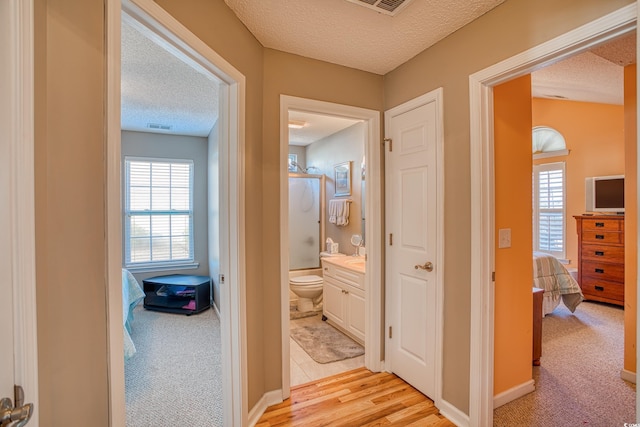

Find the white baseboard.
[
  {"left": 248, "top": 389, "right": 283, "bottom": 427},
  {"left": 493, "top": 379, "right": 535, "bottom": 409},
  {"left": 212, "top": 301, "right": 221, "bottom": 318},
  {"left": 437, "top": 398, "right": 470, "bottom": 427},
  {"left": 620, "top": 369, "right": 636, "bottom": 384}
]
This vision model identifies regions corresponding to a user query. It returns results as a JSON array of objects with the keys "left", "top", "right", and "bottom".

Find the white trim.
[
  {"left": 533, "top": 149, "right": 569, "bottom": 160},
  {"left": 621, "top": 369, "right": 637, "bottom": 384},
  {"left": 437, "top": 398, "right": 470, "bottom": 427},
  {"left": 108, "top": 1, "right": 248, "bottom": 425},
  {"left": 493, "top": 380, "right": 535, "bottom": 409},
  {"left": 469, "top": 4, "right": 637, "bottom": 426},
  {"left": 247, "top": 389, "right": 283, "bottom": 427},
  {"left": 279, "top": 95, "right": 382, "bottom": 400},
  {"left": 7, "top": 0, "right": 39, "bottom": 424},
  {"left": 383, "top": 88, "right": 445, "bottom": 409}
]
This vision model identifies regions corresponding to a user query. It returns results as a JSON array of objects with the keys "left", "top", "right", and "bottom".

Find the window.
[
  {"left": 124, "top": 157, "right": 194, "bottom": 268},
  {"left": 533, "top": 162, "right": 566, "bottom": 259},
  {"left": 532, "top": 126, "right": 568, "bottom": 159}
]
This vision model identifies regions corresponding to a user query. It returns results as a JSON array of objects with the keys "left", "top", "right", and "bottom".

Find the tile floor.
[{"left": 289, "top": 313, "right": 365, "bottom": 386}]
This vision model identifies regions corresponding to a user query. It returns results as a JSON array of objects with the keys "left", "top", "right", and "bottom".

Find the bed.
[
  {"left": 123, "top": 268, "right": 145, "bottom": 359},
  {"left": 533, "top": 252, "right": 584, "bottom": 316}
]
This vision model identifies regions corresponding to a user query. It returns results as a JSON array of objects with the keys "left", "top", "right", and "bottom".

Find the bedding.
[
  {"left": 533, "top": 252, "right": 584, "bottom": 316},
  {"left": 123, "top": 268, "right": 145, "bottom": 359}
]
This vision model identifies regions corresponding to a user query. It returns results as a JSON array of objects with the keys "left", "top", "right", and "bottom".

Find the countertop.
[{"left": 321, "top": 255, "right": 366, "bottom": 274}]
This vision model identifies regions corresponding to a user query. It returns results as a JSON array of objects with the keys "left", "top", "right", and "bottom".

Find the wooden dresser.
[{"left": 574, "top": 215, "right": 624, "bottom": 306}]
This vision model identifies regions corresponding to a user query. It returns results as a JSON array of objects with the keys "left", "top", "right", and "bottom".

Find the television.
[{"left": 585, "top": 175, "right": 625, "bottom": 213}]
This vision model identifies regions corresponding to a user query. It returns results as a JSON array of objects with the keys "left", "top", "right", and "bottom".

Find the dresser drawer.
[
  {"left": 581, "top": 244, "right": 624, "bottom": 263},
  {"left": 581, "top": 260, "right": 624, "bottom": 282},
  {"left": 581, "top": 230, "right": 623, "bottom": 245},
  {"left": 580, "top": 277, "right": 624, "bottom": 303},
  {"left": 582, "top": 218, "right": 622, "bottom": 232}
]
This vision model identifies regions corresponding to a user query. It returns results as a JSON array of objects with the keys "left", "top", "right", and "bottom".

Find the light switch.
[{"left": 498, "top": 228, "right": 511, "bottom": 248}]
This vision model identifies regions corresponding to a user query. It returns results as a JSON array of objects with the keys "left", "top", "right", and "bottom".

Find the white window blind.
[
  {"left": 124, "top": 157, "right": 194, "bottom": 266},
  {"left": 533, "top": 162, "right": 565, "bottom": 257}
]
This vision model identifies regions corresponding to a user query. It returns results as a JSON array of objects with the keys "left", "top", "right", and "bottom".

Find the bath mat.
[
  {"left": 290, "top": 306, "right": 319, "bottom": 320},
  {"left": 290, "top": 322, "right": 364, "bottom": 364}
]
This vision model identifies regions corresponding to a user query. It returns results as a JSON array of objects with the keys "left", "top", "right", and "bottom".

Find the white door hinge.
[{"left": 384, "top": 137, "right": 392, "bottom": 152}]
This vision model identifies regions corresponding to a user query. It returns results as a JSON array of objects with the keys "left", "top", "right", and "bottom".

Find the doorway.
[
  {"left": 279, "top": 96, "right": 382, "bottom": 400},
  {"left": 107, "top": 1, "right": 247, "bottom": 425},
  {"left": 469, "top": 4, "right": 637, "bottom": 426}
]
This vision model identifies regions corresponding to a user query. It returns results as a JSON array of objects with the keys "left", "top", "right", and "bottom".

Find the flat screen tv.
[{"left": 585, "top": 175, "right": 625, "bottom": 213}]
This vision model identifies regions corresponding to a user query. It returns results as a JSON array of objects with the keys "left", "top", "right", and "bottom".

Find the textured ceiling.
[
  {"left": 531, "top": 33, "right": 636, "bottom": 105},
  {"left": 120, "top": 4, "right": 635, "bottom": 139},
  {"left": 289, "top": 111, "right": 361, "bottom": 146},
  {"left": 121, "top": 20, "right": 219, "bottom": 137},
  {"left": 224, "top": 0, "right": 507, "bottom": 75}
]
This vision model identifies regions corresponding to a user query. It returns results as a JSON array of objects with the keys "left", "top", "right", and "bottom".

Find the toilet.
[{"left": 290, "top": 252, "right": 346, "bottom": 312}]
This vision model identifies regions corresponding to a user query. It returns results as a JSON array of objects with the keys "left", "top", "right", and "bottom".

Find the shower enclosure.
[{"left": 289, "top": 173, "right": 325, "bottom": 270}]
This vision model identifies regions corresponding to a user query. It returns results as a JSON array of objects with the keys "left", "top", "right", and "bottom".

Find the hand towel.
[{"left": 329, "top": 199, "right": 349, "bottom": 226}]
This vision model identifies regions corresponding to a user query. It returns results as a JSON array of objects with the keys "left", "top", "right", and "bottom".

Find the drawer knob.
[
  {"left": 595, "top": 234, "right": 605, "bottom": 239},
  {"left": 595, "top": 222, "right": 605, "bottom": 227},
  {"left": 595, "top": 285, "right": 605, "bottom": 292},
  {"left": 595, "top": 268, "right": 604, "bottom": 274},
  {"left": 595, "top": 251, "right": 604, "bottom": 256}
]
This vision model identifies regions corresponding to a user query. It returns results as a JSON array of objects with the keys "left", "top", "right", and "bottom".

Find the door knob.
[
  {"left": 1, "top": 386, "right": 33, "bottom": 427},
  {"left": 415, "top": 261, "right": 433, "bottom": 272}
]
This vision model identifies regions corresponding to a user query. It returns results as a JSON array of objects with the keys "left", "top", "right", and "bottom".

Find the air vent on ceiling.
[
  {"left": 147, "top": 123, "right": 172, "bottom": 130},
  {"left": 345, "top": 0, "right": 414, "bottom": 16}
]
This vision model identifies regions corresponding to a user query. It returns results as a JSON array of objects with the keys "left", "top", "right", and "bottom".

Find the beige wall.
[
  {"left": 153, "top": 0, "right": 268, "bottom": 407},
  {"left": 384, "top": 0, "right": 634, "bottom": 412},
  {"left": 35, "top": 0, "right": 109, "bottom": 424},
  {"left": 262, "top": 48, "right": 384, "bottom": 391},
  {"left": 306, "top": 123, "right": 365, "bottom": 254},
  {"left": 33, "top": 0, "right": 636, "bottom": 424}
]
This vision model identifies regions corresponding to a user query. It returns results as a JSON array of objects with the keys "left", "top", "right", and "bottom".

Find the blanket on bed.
[
  {"left": 533, "top": 251, "right": 584, "bottom": 315},
  {"left": 123, "top": 269, "right": 145, "bottom": 359}
]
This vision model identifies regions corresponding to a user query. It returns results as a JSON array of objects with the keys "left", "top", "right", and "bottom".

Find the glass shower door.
[{"left": 289, "top": 175, "right": 321, "bottom": 269}]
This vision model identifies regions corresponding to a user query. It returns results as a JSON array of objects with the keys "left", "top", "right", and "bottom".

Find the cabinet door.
[
  {"left": 323, "top": 277, "right": 346, "bottom": 328},
  {"left": 346, "top": 289, "right": 365, "bottom": 343}
]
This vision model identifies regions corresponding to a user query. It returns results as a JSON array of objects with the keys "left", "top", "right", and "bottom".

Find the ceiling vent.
[
  {"left": 345, "top": 0, "right": 414, "bottom": 16},
  {"left": 147, "top": 123, "right": 172, "bottom": 131}
]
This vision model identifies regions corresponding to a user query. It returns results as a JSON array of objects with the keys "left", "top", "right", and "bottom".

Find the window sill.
[{"left": 125, "top": 261, "right": 200, "bottom": 274}]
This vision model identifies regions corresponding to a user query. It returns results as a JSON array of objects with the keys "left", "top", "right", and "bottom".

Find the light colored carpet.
[
  {"left": 290, "top": 319, "right": 364, "bottom": 364},
  {"left": 494, "top": 301, "right": 635, "bottom": 426},
  {"left": 125, "top": 305, "right": 222, "bottom": 427}
]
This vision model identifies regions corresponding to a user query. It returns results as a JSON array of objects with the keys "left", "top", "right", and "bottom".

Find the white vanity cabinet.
[{"left": 321, "top": 258, "right": 365, "bottom": 345}]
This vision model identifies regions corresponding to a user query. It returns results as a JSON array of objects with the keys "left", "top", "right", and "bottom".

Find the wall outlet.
[{"left": 498, "top": 228, "right": 511, "bottom": 248}]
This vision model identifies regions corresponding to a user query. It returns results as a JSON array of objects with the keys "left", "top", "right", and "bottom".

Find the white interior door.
[
  {"left": 0, "top": 0, "right": 16, "bottom": 402},
  {"left": 0, "top": 1, "right": 37, "bottom": 424},
  {"left": 385, "top": 95, "right": 439, "bottom": 399}
]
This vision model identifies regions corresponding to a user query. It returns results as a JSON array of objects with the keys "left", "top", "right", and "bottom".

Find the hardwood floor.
[{"left": 256, "top": 367, "right": 455, "bottom": 427}]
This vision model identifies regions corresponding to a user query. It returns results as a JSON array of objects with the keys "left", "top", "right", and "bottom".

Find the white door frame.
[
  {"left": 469, "top": 4, "right": 637, "bottom": 426},
  {"left": 106, "top": 1, "right": 247, "bottom": 425},
  {"left": 383, "top": 89, "right": 445, "bottom": 413},
  {"left": 279, "top": 96, "right": 382, "bottom": 399},
  {"left": 3, "top": 0, "right": 39, "bottom": 424}
]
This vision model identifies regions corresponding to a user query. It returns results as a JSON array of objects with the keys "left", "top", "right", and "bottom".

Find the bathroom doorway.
[{"left": 279, "top": 96, "right": 382, "bottom": 399}]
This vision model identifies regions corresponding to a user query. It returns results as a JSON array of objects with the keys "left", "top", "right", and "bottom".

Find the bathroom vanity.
[{"left": 321, "top": 256, "right": 365, "bottom": 345}]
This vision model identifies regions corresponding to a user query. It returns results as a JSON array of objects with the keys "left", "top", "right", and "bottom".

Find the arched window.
[{"left": 532, "top": 126, "right": 568, "bottom": 159}]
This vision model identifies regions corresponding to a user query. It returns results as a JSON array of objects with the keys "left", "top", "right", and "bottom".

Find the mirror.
[{"left": 350, "top": 234, "right": 363, "bottom": 256}]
